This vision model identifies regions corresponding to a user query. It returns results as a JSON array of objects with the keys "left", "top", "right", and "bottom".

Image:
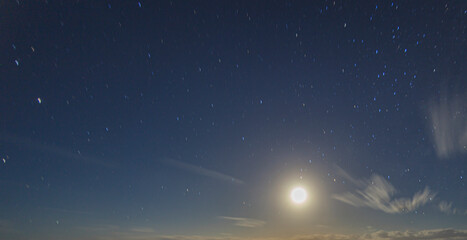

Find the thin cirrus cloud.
[
  {"left": 0, "top": 134, "right": 117, "bottom": 168},
  {"left": 437, "top": 201, "right": 467, "bottom": 215},
  {"left": 428, "top": 93, "right": 467, "bottom": 159},
  {"left": 38, "top": 207, "right": 93, "bottom": 216},
  {"left": 439, "top": 201, "right": 457, "bottom": 215},
  {"left": 147, "top": 229, "right": 467, "bottom": 240},
  {"left": 70, "top": 227, "right": 467, "bottom": 240},
  {"left": 161, "top": 158, "right": 244, "bottom": 185},
  {"left": 358, "top": 228, "right": 467, "bottom": 240},
  {"left": 332, "top": 167, "right": 436, "bottom": 213},
  {"left": 218, "top": 216, "right": 266, "bottom": 228}
]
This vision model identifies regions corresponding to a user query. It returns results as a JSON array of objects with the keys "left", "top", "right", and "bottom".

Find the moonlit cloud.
[
  {"left": 334, "top": 165, "right": 365, "bottom": 187},
  {"left": 128, "top": 227, "right": 156, "bottom": 234},
  {"left": 39, "top": 207, "right": 93, "bottom": 215},
  {"left": 332, "top": 169, "right": 436, "bottom": 213},
  {"left": 76, "top": 225, "right": 157, "bottom": 240},
  {"left": 75, "top": 224, "right": 120, "bottom": 233},
  {"left": 219, "top": 216, "right": 266, "bottom": 228},
  {"left": 359, "top": 229, "right": 467, "bottom": 240},
  {"left": 0, "top": 134, "right": 117, "bottom": 168},
  {"left": 437, "top": 201, "right": 467, "bottom": 215},
  {"left": 154, "top": 229, "right": 467, "bottom": 240},
  {"left": 429, "top": 94, "right": 467, "bottom": 158},
  {"left": 438, "top": 201, "right": 457, "bottom": 214},
  {"left": 162, "top": 158, "right": 244, "bottom": 185},
  {"left": 73, "top": 227, "right": 467, "bottom": 240}
]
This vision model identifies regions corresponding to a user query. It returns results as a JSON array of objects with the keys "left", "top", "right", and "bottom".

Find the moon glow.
[{"left": 290, "top": 187, "right": 307, "bottom": 204}]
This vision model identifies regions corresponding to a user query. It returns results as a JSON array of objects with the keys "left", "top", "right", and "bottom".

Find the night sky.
[{"left": 1, "top": 1, "right": 467, "bottom": 240}]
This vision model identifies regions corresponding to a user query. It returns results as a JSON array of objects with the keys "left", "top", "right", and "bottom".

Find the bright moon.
[{"left": 290, "top": 187, "right": 307, "bottom": 204}]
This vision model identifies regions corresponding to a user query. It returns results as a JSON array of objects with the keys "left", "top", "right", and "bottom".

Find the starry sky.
[{"left": 1, "top": 1, "right": 467, "bottom": 240}]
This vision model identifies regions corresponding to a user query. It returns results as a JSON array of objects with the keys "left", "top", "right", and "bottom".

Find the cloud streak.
[
  {"left": 437, "top": 201, "right": 467, "bottom": 215},
  {"left": 39, "top": 207, "right": 93, "bottom": 215},
  {"left": 161, "top": 158, "right": 244, "bottom": 185},
  {"left": 429, "top": 93, "right": 467, "bottom": 158},
  {"left": 74, "top": 227, "right": 467, "bottom": 240},
  {"left": 360, "top": 229, "right": 467, "bottom": 240},
  {"left": 0, "top": 134, "right": 117, "bottom": 168},
  {"left": 332, "top": 169, "right": 436, "bottom": 213},
  {"left": 438, "top": 201, "right": 456, "bottom": 214},
  {"left": 219, "top": 216, "right": 265, "bottom": 228},
  {"left": 125, "top": 229, "right": 467, "bottom": 240}
]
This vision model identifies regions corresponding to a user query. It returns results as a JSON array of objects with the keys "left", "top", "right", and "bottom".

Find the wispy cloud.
[
  {"left": 134, "top": 235, "right": 243, "bottom": 240},
  {"left": 75, "top": 224, "right": 120, "bottom": 232},
  {"left": 334, "top": 165, "right": 365, "bottom": 187},
  {"left": 39, "top": 207, "right": 93, "bottom": 215},
  {"left": 437, "top": 201, "right": 467, "bottom": 215},
  {"left": 429, "top": 93, "right": 467, "bottom": 158},
  {"left": 154, "top": 229, "right": 467, "bottom": 240},
  {"left": 76, "top": 225, "right": 157, "bottom": 240},
  {"left": 219, "top": 216, "right": 265, "bottom": 228},
  {"left": 161, "top": 158, "right": 244, "bottom": 185},
  {"left": 438, "top": 201, "right": 457, "bottom": 214},
  {"left": 73, "top": 227, "right": 467, "bottom": 240},
  {"left": 129, "top": 227, "right": 156, "bottom": 234},
  {"left": 359, "top": 228, "right": 467, "bottom": 240},
  {"left": 0, "top": 134, "right": 117, "bottom": 168},
  {"left": 332, "top": 169, "right": 436, "bottom": 213}
]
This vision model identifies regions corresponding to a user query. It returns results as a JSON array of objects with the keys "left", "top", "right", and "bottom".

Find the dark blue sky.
[{"left": 1, "top": 1, "right": 466, "bottom": 240}]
